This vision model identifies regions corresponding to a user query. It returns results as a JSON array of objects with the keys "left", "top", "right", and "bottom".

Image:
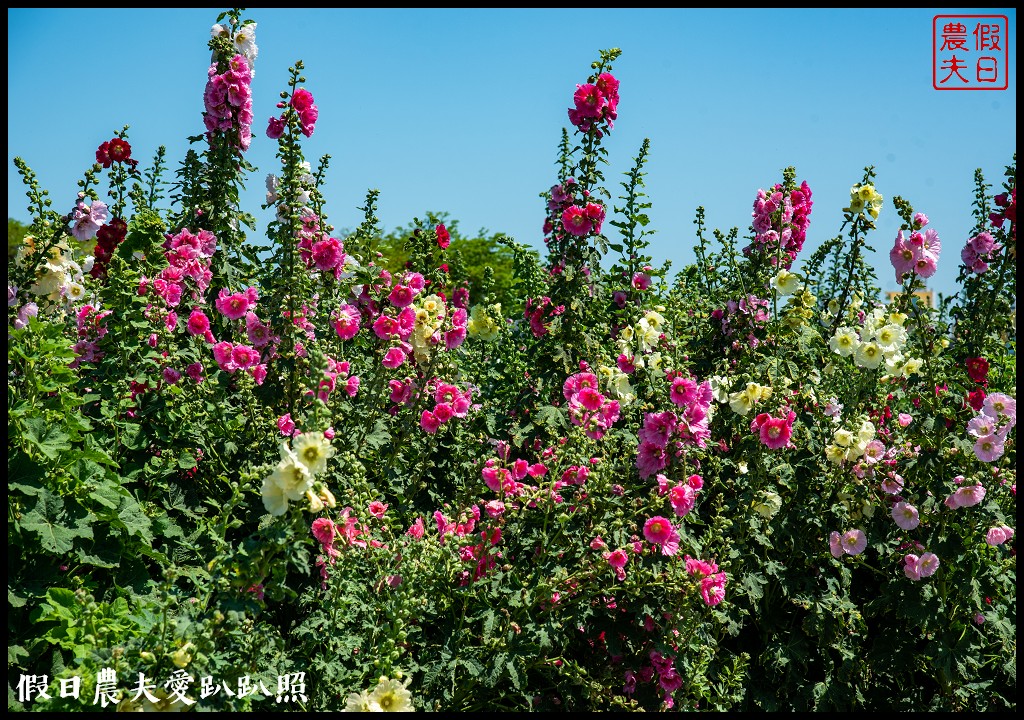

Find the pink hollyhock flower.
[
  {"left": 700, "top": 573, "right": 727, "bottom": 606},
  {"left": 841, "top": 529, "right": 867, "bottom": 555},
  {"left": 266, "top": 115, "right": 285, "bottom": 139},
  {"left": 616, "top": 353, "right": 635, "bottom": 374},
  {"left": 584, "top": 202, "right": 606, "bottom": 234},
  {"left": 604, "top": 548, "right": 629, "bottom": 580},
  {"left": 669, "top": 484, "right": 696, "bottom": 517},
  {"left": 572, "top": 83, "right": 605, "bottom": 119},
  {"left": 578, "top": 386, "right": 604, "bottom": 411},
  {"left": 345, "top": 376, "right": 360, "bottom": 396},
  {"left": 445, "top": 326, "right": 467, "bottom": 349},
  {"left": 829, "top": 531, "right": 844, "bottom": 558},
  {"left": 891, "top": 501, "right": 920, "bottom": 530},
  {"left": 372, "top": 314, "right": 399, "bottom": 339},
  {"left": 897, "top": 413, "right": 913, "bottom": 427},
  {"left": 754, "top": 410, "right": 795, "bottom": 449},
  {"left": 561, "top": 205, "right": 592, "bottom": 236},
  {"left": 162, "top": 367, "right": 182, "bottom": 385},
  {"left": 632, "top": 272, "right": 652, "bottom": 291},
  {"left": 972, "top": 434, "right": 1005, "bottom": 463},
  {"left": 890, "top": 230, "right": 917, "bottom": 284},
  {"left": 311, "top": 518, "right": 336, "bottom": 546},
  {"left": 277, "top": 413, "right": 296, "bottom": 436},
  {"left": 389, "top": 285, "right": 414, "bottom": 307},
  {"left": 433, "top": 402, "right": 454, "bottom": 423},
  {"left": 949, "top": 483, "right": 987, "bottom": 508},
  {"left": 186, "top": 362, "right": 204, "bottom": 384},
  {"left": 670, "top": 376, "right": 698, "bottom": 407},
  {"left": 917, "top": 552, "right": 940, "bottom": 578},
  {"left": 982, "top": 392, "right": 1016, "bottom": 425},
  {"left": 903, "top": 553, "right": 922, "bottom": 580},
  {"left": 636, "top": 440, "right": 669, "bottom": 479},
  {"left": 71, "top": 199, "right": 109, "bottom": 241},
  {"left": 407, "top": 517, "right": 425, "bottom": 539},
  {"left": 368, "top": 501, "right": 388, "bottom": 519},
  {"left": 484, "top": 500, "right": 505, "bottom": 518},
  {"left": 967, "top": 414, "right": 998, "bottom": 437},
  {"left": 643, "top": 516, "right": 680, "bottom": 556},
  {"left": 420, "top": 410, "right": 441, "bottom": 434},
  {"left": 590, "top": 536, "right": 607, "bottom": 550},
  {"left": 332, "top": 304, "right": 361, "bottom": 340},
  {"left": 436, "top": 224, "right": 451, "bottom": 249},
  {"left": 382, "top": 346, "right": 408, "bottom": 369},
  {"left": 985, "top": 525, "right": 1014, "bottom": 546},
  {"left": 215, "top": 288, "right": 253, "bottom": 320},
  {"left": 230, "top": 343, "right": 259, "bottom": 370},
  {"left": 311, "top": 237, "right": 344, "bottom": 272},
  {"left": 212, "top": 341, "right": 236, "bottom": 371}
]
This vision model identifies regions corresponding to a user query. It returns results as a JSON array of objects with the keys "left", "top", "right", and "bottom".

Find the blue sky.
[{"left": 7, "top": 8, "right": 1016, "bottom": 300}]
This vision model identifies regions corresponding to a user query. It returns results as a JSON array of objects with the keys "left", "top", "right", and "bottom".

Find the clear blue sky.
[{"left": 7, "top": 8, "right": 1016, "bottom": 300}]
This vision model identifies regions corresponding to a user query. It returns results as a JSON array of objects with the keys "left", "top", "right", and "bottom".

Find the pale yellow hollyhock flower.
[
  {"left": 729, "top": 389, "right": 754, "bottom": 416},
  {"left": 854, "top": 341, "right": 883, "bottom": 369},
  {"left": 292, "top": 432, "right": 335, "bottom": 476},
  {"left": 367, "top": 677, "right": 414, "bottom": 712},
  {"left": 833, "top": 429, "right": 855, "bottom": 447},
  {"left": 829, "top": 328, "right": 859, "bottom": 357},
  {"left": 825, "top": 445, "right": 846, "bottom": 465}
]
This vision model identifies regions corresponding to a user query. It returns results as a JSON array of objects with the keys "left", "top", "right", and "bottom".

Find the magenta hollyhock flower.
[
  {"left": 700, "top": 573, "right": 727, "bottom": 606},
  {"left": 972, "top": 434, "right": 1005, "bottom": 463},
  {"left": 311, "top": 236, "right": 344, "bottom": 272},
  {"left": 186, "top": 362, "right": 204, "bottom": 384},
  {"left": 389, "top": 285, "right": 414, "bottom": 308},
  {"left": 372, "top": 314, "right": 399, "bottom": 339},
  {"left": 572, "top": 83, "right": 605, "bottom": 119},
  {"left": 604, "top": 548, "right": 629, "bottom": 580},
  {"left": 230, "top": 344, "right": 259, "bottom": 370},
  {"left": 266, "top": 115, "right": 285, "bottom": 139},
  {"left": 584, "top": 202, "right": 606, "bottom": 234},
  {"left": 311, "top": 518, "right": 336, "bottom": 547},
  {"left": 332, "top": 304, "right": 360, "bottom": 340},
  {"left": 632, "top": 272, "right": 652, "bottom": 290},
  {"left": 277, "top": 413, "right": 296, "bottom": 436},
  {"left": 669, "top": 376, "right": 698, "bottom": 407},
  {"left": 829, "top": 531, "right": 844, "bottom": 558},
  {"left": 841, "top": 529, "right": 867, "bottom": 555},
  {"left": 484, "top": 500, "right": 505, "bottom": 519},
  {"left": 891, "top": 501, "right": 920, "bottom": 530},
  {"left": 368, "top": 500, "right": 388, "bottom": 519},
  {"left": 214, "top": 288, "right": 253, "bottom": 320},
  {"left": 407, "top": 517, "right": 425, "bottom": 539},
  {"left": 420, "top": 410, "right": 441, "bottom": 434},
  {"left": 433, "top": 402, "right": 454, "bottom": 423},
  {"left": 162, "top": 367, "right": 182, "bottom": 385},
  {"left": 382, "top": 346, "right": 407, "bottom": 369},
  {"left": 212, "top": 341, "right": 236, "bottom": 372},
  {"left": 669, "top": 483, "right": 696, "bottom": 517},
  {"left": 186, "top": 308, "right": 211, "bottom": 337},
  {"left": 445, "top": 326, "right": 467, "bottom": 349},
  {"left": 755, "top": 410, "right": 795, "bottom": 449},
  {"left": 561, "top": 205, "right": 592, "bottom": 236},
  {"left": 436, "top": 224, "right": 451, "bottom": 249},
  {"left": 643, "top": 516, "right": 680, "bottom": 556},
  {"left": 578, "top": 386, "right": 604, "bottom": 411},
  {"left": 636, "top": 440, "right": 669, "bottom": 479}
]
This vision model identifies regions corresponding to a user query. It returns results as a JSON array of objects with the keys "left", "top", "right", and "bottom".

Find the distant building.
[{"left": 885, "top": 289, "right": 934, "bottom": 308}]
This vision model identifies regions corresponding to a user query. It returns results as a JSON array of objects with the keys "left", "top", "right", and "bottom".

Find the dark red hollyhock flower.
[
  {"left": 95, "top": 141, "right": 112, "bottom": 168},
  {"left": 108, "top": 138, "right": 132, "bottom": 163},
  {"left": 965, "top": 356, "right": 990, "bottom": 384},
  {"left": 966, "top": 388, "right": 987, "bottom": 412}
]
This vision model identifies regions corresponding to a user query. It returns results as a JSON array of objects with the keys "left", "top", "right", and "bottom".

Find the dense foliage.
[{"left": 8, "top": 9, "right": 1016, "bottom": 712}]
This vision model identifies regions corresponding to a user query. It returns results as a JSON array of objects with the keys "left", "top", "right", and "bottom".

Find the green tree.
[{"left": 8, "top": 217, "right": 30, "bottom": 259}]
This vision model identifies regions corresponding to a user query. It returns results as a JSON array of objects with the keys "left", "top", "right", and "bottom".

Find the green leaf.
[
  {"left": 20, "top": 492, "right": 88, "bottom": 555},
  {"left": 20, "top": 417, "right": 72, "bottom": 461},
  {"left": 114, "top": 495, "right": 154, "bottom": 544}
]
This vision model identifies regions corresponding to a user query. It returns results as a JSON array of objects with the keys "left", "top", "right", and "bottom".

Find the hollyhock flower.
[
  {"left": 332, "top": 304, "right": 361, "bottom": 340},
  {"left": 917, "top": 552, "right": 940, "bottom": 578},
  {"left": 266, "top": 115, "right": 285, "bottom": 139},
  {"left": 754, "top": 411, "right": 795, "bottom": 449},
  {"left": 948, "top": 483, "right": 987, "bottom": 509},
  {"left": 965, "top": 356, "right": 990, "bottom": 384},
  {"left": 967, "top": 388, "right": 987, "bottom": 411},
  {"left": 561, "top": 205, "right": 592, "bottom": 236},
  {"left": 985, "top": 525, "right": 1014, "bottom": 546},
  {"left": 215, "top": 287, "right": 254, "bottom": 320},
  {"left": 311, "top": 518, "right": 336, "bottom": 546},
  {"left": 368, "top": 501, "right": 388, "bottom": 519},
  {"left": 829, "top": 531, "right": 845, "bottom": 558},
  {"left": 345, "top": 376, "right": 360, "bottom": 396},
  {"left": 700, "top": 573, "right": 727, "bottom": 606},
  {"left": 903, "top": 553, "right": 922, "bottom": 580},
  {"left": 292, "top": 432, "right": 334, "bottom": 476},
  {"left": 643, "top": 516, "right": 680, "bottom": 556},
  {"left": 668, "top": 483, "right": 696, "bottom": 517},
  {"left": 382, "top": 346, "right": 407, "bottom": 369},
  {"left": 967, "top": 414, "right": 998, "bottom": 437},
  {"left": 841, "top": 529, "right": 867, "bottom": 555},
  {"left": 71, "top": 199, "right": 109, "bottom": 241},
  {"left": 891, "top": 501, "right": 920, "bottom": 530},
  {"left": 604, "top": 549, "right": 629, "bottom": 580},
  {"left": 972, "top": 433, "right": 1005, "bottom": 463},
  {"left": 277, "top": 413, "right": 296, "bottom": 436},
  {"left": 897, "top": 413, "right": 913, "bottom": 427},
  {"left": 162, "top": 367, "right": 182, "bottom": 385},
  {"left": 186, "top": 362, "right": 204, "bottom": 383},
  {"left": 982, "top": 392, "right": 1016, "bottom": 425},
  {"left": 311, "top": 236, "right": 344, "bottom": 272},
  {"left": 436, "top": 223, "right": 451, "bottom": 249},
  {"left": 420, "top": 410, "right": 441, "bottom": 434},
  {"left": 669, "top": 376, "right": 698, "bottom": 407},
  {"left": 890, "top": 230, "right": 917, "bottom": 283},
  {"left": 590, "top": 536, "right": 607, "bottom": 551},
  {"left": 636, "top": 440, "right": 669, "bottom": 479},
  {"left": 484, "top": 500, "right": 505, "bottom": 518},
  {"left": 407, "top": 517, "right": 425, "bottom": 539},
  {"left": 212, "top": 341, "right": 236, "bottom": 372}
]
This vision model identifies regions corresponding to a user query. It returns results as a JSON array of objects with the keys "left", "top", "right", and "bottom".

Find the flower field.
[{"left": 7, "top": 9, "right": 1016, "bottom": 712}]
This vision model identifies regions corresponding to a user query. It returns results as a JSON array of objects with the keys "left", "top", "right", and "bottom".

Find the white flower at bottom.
[{"left": 367, "top": 677, "right": 414, "bottom": 712}]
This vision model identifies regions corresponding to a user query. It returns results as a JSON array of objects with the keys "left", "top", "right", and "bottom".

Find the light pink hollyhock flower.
[
  {"left": 913, "top": 212, "right": 929, "bottom": 228},
  {"left": 982, "top": 392, "right": 1016, "bottom": 425},
  {"left": 345, "top": 376, "right": 360, "bottom": 396},
  {"left": 862, "top": 439, "right": 886, "bottom": 464},
  {"left": 590, "top": 536, "right": 607, "bottom": 550},
  {"left": 311, "top": 518, "right": 336, "bottom": 547},
  {"left": 71, "top": 199, "right": 109, "bottom": 241},
  {"left": 484, "top": 500, "right": 505, "bottom": 518},
  {"left": 368, "top": 501, "right": 388, "bottom": 519},
  {"left": 669, "top": 484, "right": 696, "bottom": 517},
  {"left": 604, "top": 548, "right": 629, "bottom": 580},
  {"left": 700, "top": 573, "right": 727, "bottom": 606},
  {"left": 917, "top": 552, "right": 939, "bottom": 578},
  {"left": 972, "top": 434, "right": 1005, "bottom": 463},
  {"left": 841, "top": 529, "right": 867, "bottom": 555},
  {"left": 966, "top": 414, "right": 998, "bottom": 437},
  {"left": 643, "top": 516, "right": 680, "bottom": 556},
  {"left": 891, "top": 501, "right": 920, "bottom": 530},
  {"left": 890, "top": 230, "right": 917, "bottom": 284},
  {"left": 913, "top": 254, "right": 938, "bottom": 278},
  {"left": 829, "top": 531, "right": 844, "bottom": 558},
  {"left": 974, "top": 613, "right": 986, "bottom": 625},
  {"left": 561, "top": 205, "right": 592, "bottom": 236},
  {"left": 420, "top": 410, "right": 441, "bottom": 434},
  {"left": 949, "top": 483, "right": 987, "bottom": 509},
  {"left": 382, "top": 346, "right": 407, "bottom": 369},
  {"left": 897, "top": 413, "right": 913, "bottom": 427},
  {"left": 903, "top": 554, "right": 922, "bottom": 580},
  {"left": 985, "top": 525, "right": 1014, "bottom": 546},
  {"left": 407, "top": 517, "right": 425, "bottom": 539}
]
